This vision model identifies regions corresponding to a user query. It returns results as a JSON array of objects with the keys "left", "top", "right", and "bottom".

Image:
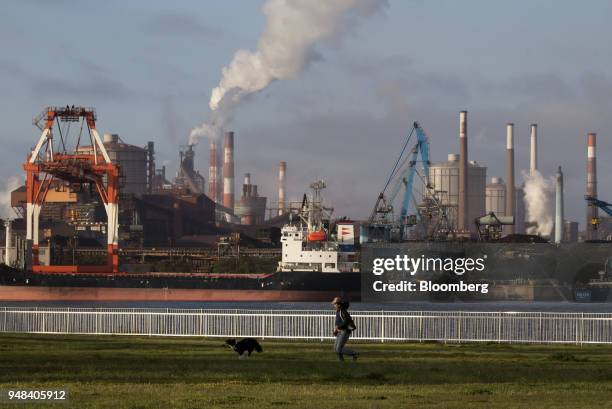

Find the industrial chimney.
[
  {"left": 208, "top": 139, "right": 219, "bottom": 203},
  {"left": 223, "top": 131, "right": 235, "bottom": 211},
  {"left": 555, "top": 166, "right": 564, "bottom": 244},
  {"left": 586, "top": 132, "right": 597, "bottom": 240},
  {"left": 4, "top": 219, "right": 11, "bottom": 266},
  {"left": 505, "top": 123, "right": 515, "bottom": 235},
  {"left": 530, "top": 124, "right": 538, "bottom": 176},
  {"left": 458, "top": 110, "right": 468, "bottom": 232},
  {"left": 278, "top": 161, "right": 286, "bottom": 216},
  {"left": 243, "top": 173, "right": 252, "bottom": 197}
]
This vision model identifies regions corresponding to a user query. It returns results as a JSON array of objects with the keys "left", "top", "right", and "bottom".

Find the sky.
[{"left": 1, "top": 0, "right": 611, "bottom": 229}]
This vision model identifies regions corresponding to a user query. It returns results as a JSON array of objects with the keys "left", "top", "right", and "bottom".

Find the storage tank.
[
  {"left": 77, "top": 133, "right": 148, "bottom": 196},
  {"left": 234, "top": 173, "right": 267, "bottom": 225},
  {"left": 425, "top": 153, "right": 486, "bottom": 231},
  {"left": 563, "top": 220, "right": 579, "bottom": 243},
  {"left": 486, "top": 177, "right": 506, "bottom": 216}
]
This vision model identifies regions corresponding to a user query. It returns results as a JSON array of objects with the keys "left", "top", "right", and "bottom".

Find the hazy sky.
[{"left": 1, "top": 0, "right": 611, "bottom": 228}]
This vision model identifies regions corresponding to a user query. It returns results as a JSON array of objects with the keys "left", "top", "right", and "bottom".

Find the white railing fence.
[{"left": 1, "top": 308, "right": 611, "bottom": 344}]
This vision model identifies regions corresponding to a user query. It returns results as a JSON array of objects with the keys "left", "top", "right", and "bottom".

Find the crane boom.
[
  {"left": 399, "top": 122, "right": 430, "bottom": 221},
  {"left": 585, "top": 196, "right": 612, "bottom": 217}
]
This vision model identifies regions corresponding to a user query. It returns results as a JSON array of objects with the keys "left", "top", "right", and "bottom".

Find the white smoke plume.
[
  {"left": 189, "top": 0, "right": 387, "bottom": 145},
  {"left": 522, "top": 170, "right": 553, "bottom": 236},
  {"left": 0, "top": 176, "right": 21, "bottom": 219}
]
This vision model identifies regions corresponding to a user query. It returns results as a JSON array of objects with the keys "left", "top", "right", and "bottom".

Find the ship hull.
[
  {"left": 0, "top": 286, "right": 354, "bottom": 302},
  {"left": 0, "top": 269, "right": 361, "bottom": 302}
]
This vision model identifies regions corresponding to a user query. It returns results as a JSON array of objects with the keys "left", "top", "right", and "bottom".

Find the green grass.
[{"left": 1, "top": 334, "right": 612, "bottom": 408}]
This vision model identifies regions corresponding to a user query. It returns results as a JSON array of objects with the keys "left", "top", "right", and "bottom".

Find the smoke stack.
[
  {"left": 586, "top": 132, "right": 597, "bottom": 240},
  {"left": 243, "top": 173, "right": 252, "bottom": 197},
  {"left": 506, "top": 123, "right": 515, "bottom": 235},
  {"left": 530, "top": 124, "right": 538, "bottom": 176},
  {"left": 208, "top": 139, "right": 219, "bottom": 203},
  {"left": 458, "top": 110, "right": 468, "bottom": 232},
  {"left": 146, "top": 142, "right": 155, "bottom": 193},
  {"left": 4, "top": 219, "right": 11, "bottom": 266},
  {"left": 555, "top": 166, "right": 564, "bottom": 244},
  {"left": 278, "top": 161, "right": 286, "bottom": 216},
  {"left": 223, "top": 131, "right": 235, "bottom": 211}
]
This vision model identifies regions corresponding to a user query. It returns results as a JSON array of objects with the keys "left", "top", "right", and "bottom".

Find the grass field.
[{"left": 1, "top": 334, "right": 612, "bottom": 408}]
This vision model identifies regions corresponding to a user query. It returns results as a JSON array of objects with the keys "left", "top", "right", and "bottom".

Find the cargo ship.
[
  {"left": 0, "top": 181, "right": 361, "bottom": 302},
  {"left": 1, "top": 176, "right": 609, "bottom": 302}
]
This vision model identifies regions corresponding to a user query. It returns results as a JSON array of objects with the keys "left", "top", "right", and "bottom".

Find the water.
[{"left": 1, "top": 300, "right": 611, "bottom": 312}]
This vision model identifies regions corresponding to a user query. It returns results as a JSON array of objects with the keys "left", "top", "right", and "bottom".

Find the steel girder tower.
[{"left": 23, "top": 106, "right": 120, "bottom": 273}]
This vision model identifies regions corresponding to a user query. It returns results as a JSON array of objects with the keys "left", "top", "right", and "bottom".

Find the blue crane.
[
  {"left": 369, "top": 122, "right": 431, "bottom": 226},
  {"left": 585, "top": 196, "right": 612, "bottom": 216}
]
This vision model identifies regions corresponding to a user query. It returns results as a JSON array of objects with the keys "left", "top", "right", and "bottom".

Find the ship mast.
[{"left": 298, "top": 180, "right": 334, "bottom": 234}]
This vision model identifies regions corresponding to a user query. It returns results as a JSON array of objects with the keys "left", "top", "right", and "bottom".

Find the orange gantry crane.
[{"left": 23, "top": 106, "right": 120, "bottom": 274}]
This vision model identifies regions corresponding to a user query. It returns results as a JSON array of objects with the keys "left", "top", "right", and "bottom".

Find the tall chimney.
[
  {"left": 530, "top": 124, "right": 538, "bottom": 176},
  {"left": 243, "top": 173, "right": 251, "bottom": 197},
  {"left": 458, "top": 110, "right": 468, "bottom": 232},
  {"left": 278, "top": 161, "right": 286, "bottom": 216},
  {"left": 223, "top": 131, "right": 235, "bottom": 211},
  {"left": 4, "top": 219, "right": 11, "bottom": 266},
  {"left": 208, "top": 139, "right": 218, "bottom": 203},
  {"left": 555, "top": 166, "right": 564, "bottom": 244},
  {"left": 505, "top": 123, "right": 515, "bottom": 235},
  {"left": 586, "top": 132, "right": 597, "bottom": 240},
  {"left": 146, "top": 141, "right": 155, "bottom": 193}
]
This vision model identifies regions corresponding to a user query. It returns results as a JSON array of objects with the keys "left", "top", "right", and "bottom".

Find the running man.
[{"left": 331, "top": 296, "right": 358, "bottom": 361}]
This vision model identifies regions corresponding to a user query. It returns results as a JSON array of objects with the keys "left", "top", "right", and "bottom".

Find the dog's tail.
[{"left": 254, "top": 340, "right": 263, "bottom": 353}]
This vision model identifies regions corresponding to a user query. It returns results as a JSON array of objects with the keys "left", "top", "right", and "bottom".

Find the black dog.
[{"left": 224, "top": 338, "right": 263, "bottom": 358}]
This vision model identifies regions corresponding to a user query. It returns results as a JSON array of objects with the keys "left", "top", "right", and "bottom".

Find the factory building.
[
  {"left": 425, "top": 153, "right": 486, "bottom": 232},
  {"left": 134, "top": 193, "right": 216, "bottom": 247},
  {"left": 234, "top": 173, "right": 267, "bottom": 225},
  {"left": 175, "top": 145, "right": 206, "bottom": 194}
]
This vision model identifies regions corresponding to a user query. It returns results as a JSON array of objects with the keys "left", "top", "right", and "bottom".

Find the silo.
[
  {"left": 78, "top": 133, "right": 148, "bottom": 196},
  {"left": 426, "top": 154, "right": 486, "bottom": 231},
  {"left": 563, "top": 220, "right": 579, "bottom": 243},
  {"left": 486, "top": 177, "right": 506, "bottom": 216}
]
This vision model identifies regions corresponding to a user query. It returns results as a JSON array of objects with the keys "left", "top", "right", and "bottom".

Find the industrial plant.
[{"left": 0, "top": 105, "right": 610, "bottom": 302}]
